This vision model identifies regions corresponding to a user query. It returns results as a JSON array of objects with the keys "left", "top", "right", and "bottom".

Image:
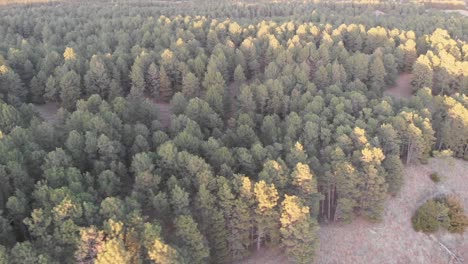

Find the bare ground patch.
[
  {"left": 33, "top": 102, "right": 60, "bottom": 124},
  {"left": 444, "top": 9, "right": 468, "bottom": 17},
  {"left": 384, "top": 73, "right": 413, "bottom": 99},
  {"left": 240, "top": 158, "right": 468, "bottom": 264},
  {"left": 146, "top": 97, "right": 172, "bottom": 128}
]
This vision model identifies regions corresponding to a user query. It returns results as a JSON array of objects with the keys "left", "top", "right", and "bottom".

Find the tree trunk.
[
  {"left": 256, "top": 230, "right": 262, "bottom": 251},
  {"left": 406, "top": 139, "right": 413, "bottom": 165},
  {"left": 327, "top": 185, "right": 331, "bottom": 220},
  {"left": 330, "top": 184, "right": 335, "bottom": 222}
]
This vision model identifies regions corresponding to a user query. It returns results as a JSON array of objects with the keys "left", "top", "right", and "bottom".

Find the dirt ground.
[
  {"left": 444, "top": 9, "right": 468, "bottom": 17},
  {"left": 155, "top": 102, "right": 171, "bottom": 128},
  {"left": 146, "top": 97, "right": 172, "bottom": 128},
  {"left": 374, "top": 10, "right": 386, "bottom": 16},
  {"left": 241, "top": 158, "right": 468, "bottom": 264},
  {"left": 384, "top": 73, "right": 413, "bottom": 99},
  {"left": 33, "top": 102, "right": 60, "bottom": 124}
]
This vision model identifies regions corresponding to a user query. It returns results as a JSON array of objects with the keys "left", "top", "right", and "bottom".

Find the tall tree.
[
  {"left": 59, "top": 70, "right": 81, "bottom": 110},
  {"left": 280, "top": 195, "right": 319, "bottom": 264},
  {"left": 174, "top": 215, "right": 210, "bottom": 264},
  {"left": 254, "top": 181, "right": 280, "bottom": 251}
]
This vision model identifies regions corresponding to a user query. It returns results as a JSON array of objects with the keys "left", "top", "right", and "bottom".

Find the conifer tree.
[
  {"left": 254, "top": 181, "right": 280, "bottom": 250},
  {"left": 369, "top": 56, "right": 387, "bottom": 96},
  {"left": 159, "top": 66, "right": 172, "bottom": 102},
  {"left": 174, "top": 215, "right": 209, "bottom": 264},
  {"left": 280, "top": 195, "right": 319, "bottom": 264},
  {"left": 182, "top": 72, "right": 200, "bottom": 98},
  {"left": 59, "top": 70, "right": 81, "bottom": 110},
  {"left": 146, "top": 63, "right": 160, "bottom": 99},
  {"left": 412, "top": 55, "right": 433, "bottom": 92}
]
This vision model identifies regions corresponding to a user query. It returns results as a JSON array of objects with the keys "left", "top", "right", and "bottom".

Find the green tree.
[
  {"left": 146, "top": 62, "right": 160, "bottom": 98},
  {"left": 280, "top": 195, "right": 319, "bottom": 264},
  {"left": 174, "top": 215, "right": 209, "bottom": 264},
  {"left": 59, "top": 70, "right": 81, "bottom": 110},
  {"left": 182, "top": 72, "right": 200, "bottom": 98},
  {"left": 412, "top": 56, "right": 433, "bottom": 92},
  {"left": 254, "top": 180, "right": 280, "bottom": 250},
  {"left": 159, "top": 66, "right": 172, "bottom": 102},
  {"left": 84, "top": 55, "right": 111, "bottom": 98},
  {"left": 369, "top": 56, "right": 387, "bottom": 96}
]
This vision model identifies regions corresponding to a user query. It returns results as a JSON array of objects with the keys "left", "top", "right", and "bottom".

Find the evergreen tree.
[
  {"left": 159, "top": 66, "right": 172, "bottom": 102},
  {"left": 84, "top": 55, "right": 111, "bottom": 98},
  {"left": 369, "top": 56, "right": 387, "bottom": 96},
  {"left": 254, "top": 181, "right": 280, "bottom": 250},
  {"left": 412, "top": 55, "right": 433, "bottom": 92},
  {"left": 59, "top": 70, "right": 81, "bottom": 110},
  {"left": 280, "top": 195, "right": 319, "bottom": 264},
  {"left": 174, "top": 215, "right": 209, "bottom": 264},
  {"left": 146, "top": 62, "right": 160, "bottom": 98},
  {"left": 181, "top": 72, "right": 200, "bottom": 98}
]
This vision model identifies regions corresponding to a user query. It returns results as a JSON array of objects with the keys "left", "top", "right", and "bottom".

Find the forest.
[{"left": 0, "top": 0, "right": 467, "bottom": 263}]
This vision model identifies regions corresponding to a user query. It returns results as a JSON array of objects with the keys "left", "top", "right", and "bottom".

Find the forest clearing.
[{"left": 384, "top": 73, "right": 414, "bottom": 99}]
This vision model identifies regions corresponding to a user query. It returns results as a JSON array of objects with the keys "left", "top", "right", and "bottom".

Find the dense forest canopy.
[{"left": 0, "top": 0, "right": 467, "bottom": 263}]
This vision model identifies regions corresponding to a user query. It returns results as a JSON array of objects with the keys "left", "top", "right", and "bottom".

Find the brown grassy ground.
[
  {"left": 384, "top": 73, "right": 413, "bottom": 99},
  {"left": 241, "top": 158, "right": 468, "bottom": 264}
]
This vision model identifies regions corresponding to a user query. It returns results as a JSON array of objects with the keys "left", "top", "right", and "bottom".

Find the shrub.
[
  {"left": 412, "top": 199, "right": 449, "bottom": 233},
  {"left": 444, "top": 195, "right": 468, "bottom": 234},
  {"left": 412, "top": 195, "right": 468, "bottom": 234},
  {"left": 429, "top": 172, "right": 441, "bottom": 183}
]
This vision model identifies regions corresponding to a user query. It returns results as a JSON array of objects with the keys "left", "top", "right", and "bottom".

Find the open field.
[{"left": 241, "top": 158, "right": 468, "bottom": 264}]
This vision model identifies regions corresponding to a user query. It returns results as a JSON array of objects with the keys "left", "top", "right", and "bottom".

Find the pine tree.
[
  {"left": 233, "top": 65, "right": 246, "bottom": 83},
  {"left": 412, "top": 55, "right": 433, "bottom": 92},
  {"left": 146, "top": 62, "right": 160, "bottom": 98},
  {"left": 382, "top": 155, "right": 404, "bottom": 195},
  {"left": 292, "top": 163, "right": 318, "bottom": 208},
  {"left": 130, "top": 55, "right": 146, "bottom": 96},
  {"left": 95, "top": 238, "right": 130, "bottom": 264},
  {"left": 75, "top": 227, "right": 104, "bottom": 264},
  {"left": 358, "top": 147, "right": 388, "bottom": 221},
  {"left": 146, "top": 239, "right": 180, "bottom": 264},
  {"left": 258, "top": 159, "right": 289, "bottom": 191},
  {"left": 254, "top": 181, "right": 280, "bottom": 250},
  {"left": 170, "top": 185, "right": 190, "bottom": 216},
  {"left": 203, "top": 66, "right": 225, "bottom": 115},
  {"left": 84, "top": 56, "right": 111, "bottom": 98},
  {"left": 369, "top": 56, "right": 387, "bottom": 96},
  {"left": 45, "top": 75, "right": 59, "bottom": 102},
  {"left": 181, "top": 72, "right": 200, "bottom": 98},
  {"left": 174, "top": 215, "right": 209, "bottom": 264},
  {"left": 59, "top": 70, "right": 81, "bottom": 110},
  {"left": 280, "top": 195, "right": 319, "bottom": 264},
  {"left": 159, "top": 66, "right": 172, "bottom": 102},
  {"left": 285, "top": 142, "right": 307, "bottom": 168}
]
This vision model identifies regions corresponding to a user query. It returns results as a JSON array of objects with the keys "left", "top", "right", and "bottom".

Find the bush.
[
  {"left": 444, "top": 195, "right": 468, "bottom": 234},
  {"left": 412, "top": 195, "right": 468, "bottom": 234},
  {"left": 430, "top": 172, "right": 441, "bottom": 183},
  {"left": 412, "top": 199, "right": 449, "bottom": 233}
]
